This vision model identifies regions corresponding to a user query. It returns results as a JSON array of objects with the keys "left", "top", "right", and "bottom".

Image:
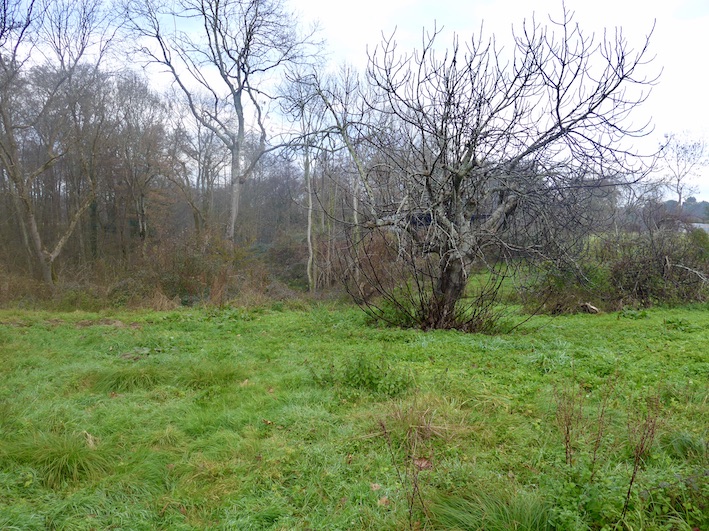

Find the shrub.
[
  {"left": 687, "top": 227, "right": 709, "bottom": 261},
  {"left": 522, "top": 229, "right": 709, "bottom": 313},
  {"left": 520, "top": 260, "right": 613, "bottom": 314}
]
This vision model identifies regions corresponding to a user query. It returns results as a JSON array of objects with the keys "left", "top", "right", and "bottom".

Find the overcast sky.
[{"left": 295, "top": 0, "right": 709, "bottom": 201}]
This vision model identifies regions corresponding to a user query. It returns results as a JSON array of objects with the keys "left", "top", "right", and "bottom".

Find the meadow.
[{"left": 0, "top": 302, "right": 707, "bottom": 529}]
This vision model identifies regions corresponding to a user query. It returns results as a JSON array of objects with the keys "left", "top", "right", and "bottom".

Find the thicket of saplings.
[
  {"left": 0, "top": 230, "right": 310, "bottom": 311},
  {"left": 2, "top": 225, "right": 708, "bottom": 317}
]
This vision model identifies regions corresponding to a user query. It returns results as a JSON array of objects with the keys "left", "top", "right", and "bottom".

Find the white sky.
[{"left": 295, "top": 0, "right": 709, "bottom": 201}]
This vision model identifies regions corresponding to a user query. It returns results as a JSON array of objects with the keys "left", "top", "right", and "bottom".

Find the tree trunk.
[
  {"left": 8, "top": 179, "right": 33, "bottom": 269},
  {"left": 192, "top": 207, "right": 203, "bottom": 237},
  {"left": 24, "top": 206, "right": 55, "bottom": 286},
  {"left": 227, "top": 147, "right": 241, "bottom": 241},
  {"left": 89, "top": 200, "right": 98, "bottom": 260},
  {"left": 305, "top": 147, "right": 315, "bottom": 292},
  {"left": 136, "top": 193, "right": 147, "bottom": 258},
  {"left": 428, "top": 258, "right": 467, "bottom": 328}
]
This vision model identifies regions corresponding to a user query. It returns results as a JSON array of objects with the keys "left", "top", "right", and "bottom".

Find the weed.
[
  {"left": 589, "top": 373, "right": 619, "bottom": 482},
  {"left": 310, "top": 352, "right": 413, "bottom": 397},
  {"left": 618, "top": 308, "right": 648, "bottom": 319},
  {"left": 379, "top": 416, "right": 430, "bottom": 529},
  {"left": 664, "top": 317, "right": 699, "bottom": 333},
  {"left": 553, "top": 378, "right": 586, "bottom": 467},
  {"left": 342, "top": 353, "right": 413, "bottom": 397},
  {"left": 622, "top": 393, "right": 661, "bottom": 520}
]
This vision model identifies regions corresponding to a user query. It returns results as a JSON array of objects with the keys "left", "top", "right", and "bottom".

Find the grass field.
[{"left": 0, "top": 302, "right": 707, "bottom": 529}]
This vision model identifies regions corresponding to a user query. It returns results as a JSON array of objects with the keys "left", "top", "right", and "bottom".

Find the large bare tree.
[
  {"left": 312, "top": 9, "right": 658, "bottom": 330},
  {"left": 127, "top": 0, "right": 319, "bottom": 241}
]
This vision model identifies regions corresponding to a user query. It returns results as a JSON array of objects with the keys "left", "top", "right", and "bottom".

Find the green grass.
[{"left": 0, "top": 303, "right": 707, "bottom": 529}]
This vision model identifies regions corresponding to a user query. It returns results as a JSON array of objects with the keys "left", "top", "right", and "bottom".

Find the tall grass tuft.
[
  {"left": 429, "top": 488, "right": 554, "bottom": 530},
  {"left": 177, "top": 362, "right": 244, "bottom": 389},
  {"left": 88, "top": 365, "right": 165, "bottom": 393},
  {"left": 660, "top": 432, "right": 707, "bottom": 462},
  {"left": 11, "top": 431, "right": 111, "bottom": 488}
]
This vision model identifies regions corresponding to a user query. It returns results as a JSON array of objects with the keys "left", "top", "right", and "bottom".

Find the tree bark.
[
  {"left": 89, "top": 200, "right": 98, "bottom": 260},
  {"left": 227, "top": 146, "right": 242, "bottom": 241},
  {"left": 8, "top": 178, "right": 33, "bottom": 268},
  {"left": 429, "top": 258, "right": 467, "bottom": 328}
]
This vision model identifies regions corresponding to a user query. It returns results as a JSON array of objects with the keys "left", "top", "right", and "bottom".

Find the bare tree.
[
  {"left": 281, "top": 69, "right": 334, "bottom": 292},
  {"left": 111, "top": 73, "right": 174, "bottom": 256},
  {"left": 312, "top": 9, "right": 658, "bottom": 330},
  {"left": 659, "top": 132, "right": 707, "bottom": 216},
  {"left": 127, "top": 0, "right": 319, "bottom": 241},
  {"left": 167, "top": 101, "right": 230, "bottom": 236}
]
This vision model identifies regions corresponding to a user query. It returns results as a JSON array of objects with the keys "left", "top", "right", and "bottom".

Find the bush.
[
  {"left": 606, "top": 230, "right": 709, "bottom": 305},
  {"left": 520, "top": 261, "right": 613, "bottom": 314},
  {"left": 365, "top": 269, "right": 512, "bottom": 333},
  {"left": 687, "top": 227, "right": 709, "bottom": 261},
  {"left": 522, "top": 229, "right": 709, "bottom": 313}
]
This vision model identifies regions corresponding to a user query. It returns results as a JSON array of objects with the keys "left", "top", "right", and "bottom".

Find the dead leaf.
[
  {"left": 346, "top": 454, "right": 353, "bottom": 465},
  {"left": 377, "top": 496, "right": 389, "bottom": 507},
  {"left": 413, "top": 457, "right": 432, "bottom": 470},
  {"left": 267, "top": 387, "right": 274, "bottom": 394},
  {"left": 370, "top": 483, "right": 381, "bottom": 491},
  {"left": 262, "top": 419, "right": 273, "bottom": 425},
  {"left": 83, "top": 431, "right": 97, "bottom": 449},
  {"left": 240, "top": 379, "right": 249, "bottom": 387}
]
